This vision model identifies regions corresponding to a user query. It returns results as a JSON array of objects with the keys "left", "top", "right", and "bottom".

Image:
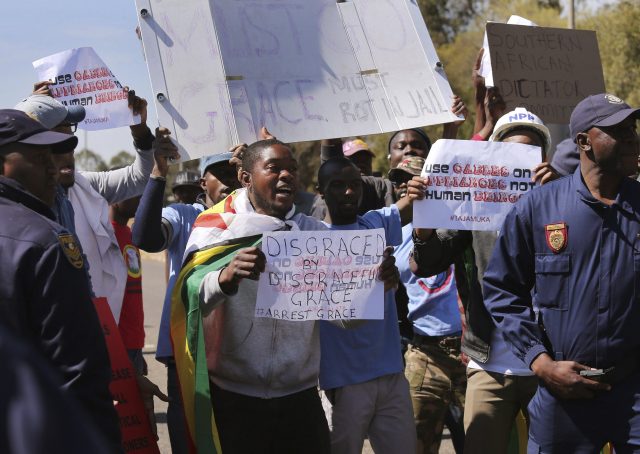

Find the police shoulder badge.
[
  {"left": 545, "top": 223, "right": 568, "bottom": 253},
  {"left": 58, "top": 233, "right": 84, "bottom": 269}
]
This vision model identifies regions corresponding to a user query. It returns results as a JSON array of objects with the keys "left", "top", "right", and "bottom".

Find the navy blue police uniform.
[
  {"left": 483, "top": 167, "right": 640, "bottom": 452},
  {"left": 0, "top": 176, "right": 122, "bottom": 452}
]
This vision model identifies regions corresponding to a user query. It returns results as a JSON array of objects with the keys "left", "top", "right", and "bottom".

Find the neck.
[
  {"left": 324, "top": 212, "right": 356, "bottom": 226},
  {"left": 580, "top": 157, "right": 623, "bottom": 205}
]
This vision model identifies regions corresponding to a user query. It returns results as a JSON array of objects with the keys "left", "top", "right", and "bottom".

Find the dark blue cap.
[
  {"left": 550, "top": 138, "right": 579, "bottom": 177},
  {"left": 199, "top": 152, "right": 234, "bottom": 176},
  {"left": 570, "top": 93, "right": 640, "bottom": 142},
  {"left": 0, "top": 109, "right": 78, "bottom": 153}
]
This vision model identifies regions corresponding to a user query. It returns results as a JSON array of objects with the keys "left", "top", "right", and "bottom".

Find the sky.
[
  {"left": 0, "top": 0, "right": 156, "bottom": 160},
  {"left": 0, "top": 0, "right": 614, "bottom": 161}
]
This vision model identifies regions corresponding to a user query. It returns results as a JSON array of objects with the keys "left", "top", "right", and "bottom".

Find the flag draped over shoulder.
[{"left": 170, "top": 189, "right": 294, "bottom": 453}]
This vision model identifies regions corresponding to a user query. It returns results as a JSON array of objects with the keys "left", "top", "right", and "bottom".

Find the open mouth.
[
  {"left": 275, "top": 186, "right": 294, "bottom": 197},
  {"left": 59, "top": 166, "right": 74, "bottom": 176}
]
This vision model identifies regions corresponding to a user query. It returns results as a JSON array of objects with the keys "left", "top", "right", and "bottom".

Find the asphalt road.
[{"left": 140, "top": 253, "right": 455, "bottom": 453}]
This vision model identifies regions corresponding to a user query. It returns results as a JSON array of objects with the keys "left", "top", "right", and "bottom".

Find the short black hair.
[
  {"left": 387, "top": 128, "right": 432, "bottom": 155},
  {"left": 242, "top": 138, "right": 290, "bottom": 172},
  {"left": 317, "top": 157, "right": 360, "bottom": 192}
]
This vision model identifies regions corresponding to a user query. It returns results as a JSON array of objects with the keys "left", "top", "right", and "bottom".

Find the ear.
[
  {"left": 199, "top": 177, "right": 206, "bottom": 191},
  {"left": 240, "top": 169, "right": 252, "bottom": 188},
  {"left": 315, "top": 183, "right": 324, "bottom": 199},
  {"left": 576, "top": 132, "right": 591, "bottom": 152}
]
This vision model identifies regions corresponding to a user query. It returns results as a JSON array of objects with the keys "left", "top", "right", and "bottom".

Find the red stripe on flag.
[
  {"left": 224, "top": 195, "right": 236, "bottom": 214},
  {"left": 193, "top": 213, "right": 227, "bottom": 229}
]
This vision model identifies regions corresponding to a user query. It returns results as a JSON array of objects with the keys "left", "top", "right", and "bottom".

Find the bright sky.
[
  {"left": 0, "top": 0, "right": 613, "bottom": 161},
  {"left": 0, "top": 0, "right": 156, "bottom": 160}
]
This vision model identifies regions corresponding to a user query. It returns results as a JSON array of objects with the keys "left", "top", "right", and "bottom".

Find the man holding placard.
[
  {"left": 316, "top": 156, "right": 426, "bottom": 454},
  {"left": 172, "top": 138, "right": 404, "bottom": 453},
  {"left": 411, "top": 106, "right": 556, "bottom": 453},
  {"left": 483, "top": 94, "right": 640, "bottom": 452}
]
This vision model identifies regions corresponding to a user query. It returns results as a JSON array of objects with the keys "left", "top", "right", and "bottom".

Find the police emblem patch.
[
  {"left": 605, "top": 94, "right": 623, "bottom": 104},
  {"left": 545, "top": 223, "right": 568, "bottom": 253},
  {"left": 58, "top": 233, "right": 84, "bottom": 269},
  {"left": 123, "top": 244, "right": 141, "bottom": 278}
]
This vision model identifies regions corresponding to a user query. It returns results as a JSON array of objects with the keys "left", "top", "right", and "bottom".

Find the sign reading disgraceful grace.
[
  {"left": 412, "top": 139, "right": 541, "bottom": 231},
  {"left": 256, "top": 229, "right": 386, "bottom": 321},
  {"left": 135, "top": 0, "right": 459, "bottom": 160}
]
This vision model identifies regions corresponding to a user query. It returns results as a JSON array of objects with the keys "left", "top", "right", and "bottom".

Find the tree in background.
[
  {"left": 581, "top": 1, "right": 640, "bottom": 106},
  {"left": 270, "top": 1, "right": 640, "bottom": 190},
  {"left": 108, "top": 151, "right": 136, "bottom": 169},
  {"left": 75, "top": 149, "right": 107, "bottom": 172}
]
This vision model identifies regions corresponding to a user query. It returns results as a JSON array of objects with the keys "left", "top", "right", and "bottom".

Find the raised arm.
[
  {"left": 81, "top": 91, "right": 156, "bottom": 203},
  {"left": 131, "top": 128, "right": 181, "bottom": 252}
]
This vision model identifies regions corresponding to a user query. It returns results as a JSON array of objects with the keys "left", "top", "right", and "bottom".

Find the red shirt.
[{"left": 112, "top": 221, "right": 145, "bottom": 349}]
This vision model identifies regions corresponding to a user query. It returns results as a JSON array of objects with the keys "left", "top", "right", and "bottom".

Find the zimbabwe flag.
[{"left": 170, "top": 190, "right": 294, "bottom": 453}]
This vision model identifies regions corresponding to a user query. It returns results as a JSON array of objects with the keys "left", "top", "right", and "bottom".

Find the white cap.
[
  {"left": 14, "top": 95, "right": 85, "bottom": 129},
  {"left": 489, "top": 107, "right": 551, "bottom": 153}
]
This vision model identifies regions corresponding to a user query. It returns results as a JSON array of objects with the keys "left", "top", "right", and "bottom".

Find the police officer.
[
  {"left": 483, "top": 94, "right": 640, "bottom": 452},
  {"left": 0, "top": 109, "right": 122, "bottom": 452}
]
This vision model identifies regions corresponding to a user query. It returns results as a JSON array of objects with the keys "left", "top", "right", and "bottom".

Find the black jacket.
[
  {"left": 0, "top": 177, "right": 121, "bottom": 452},
  {"left": 411, "top": 229, "right": 498, "bottom": 363}
]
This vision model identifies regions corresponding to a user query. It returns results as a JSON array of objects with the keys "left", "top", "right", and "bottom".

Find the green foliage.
[
  {"left": 579, "top": 1, "right": 640, "bottom": 106},
  {"left": 75, "top": 149, "right": 107, "bottom": 172},
  {"left": 108, "top": 151, "right": 135, "bottom": 169},
  {"left": 291, "top": 0, "right": 639, "bottom": 189},
  {"left": 416, "top": 0, "right": 480, "bottom": 45}
]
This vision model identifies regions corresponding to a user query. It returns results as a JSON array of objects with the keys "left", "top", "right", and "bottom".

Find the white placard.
[
  {"left": 256, "top": 229, "right": 386, "bottom": 321},
  {"left": 413, "top": 139, "right": 541, "bottom": 231},
  {"left": 479, "top": 15, "right": 537, "bottom": 87},
  {"left": 33, "top": 47, "right": 140, "bottom": 130},
  {"left": 135, "top": 0, "right": 459, "bottom": 160}
]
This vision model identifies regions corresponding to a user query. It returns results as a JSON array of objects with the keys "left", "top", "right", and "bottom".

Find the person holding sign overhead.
[{"left": 483, "top": 93, "right": 640, "bottom": 452}]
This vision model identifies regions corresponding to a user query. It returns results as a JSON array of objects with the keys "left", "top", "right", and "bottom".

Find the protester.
[
  {"left": 172, "top": 138, "right": 401, "bottom": 454},
  {"left": 410, "top": 104, "right": 556, "bottom": 454},
  {"left": 551, "top": 137, "right": 580, "bottom": 177},
  {"left": 342, "top": 138, "right": 375, "bottom": 176},
  {"left": 110, "top": 195, "right": 146, "bottom": 374},
  {"left": 384, "top": 155, "right": 466, "bottom": 454},
  {"left": 0, "top": 109, "right": 121, "bottom": 452},
  {"left": 317, "top": 156, "right": 425, "bottom": 454},
  {"left": 132, "top": 146, "right": 236, "bottom": 454},
  {"left": 483, "top": 93, "right": 640, "bottom": 452},
  {"left": 15, "top": 88, "right": 157, "bottom": 322},
  {"left": 172, "top": 169, "right": 202, "bottom": 204}
]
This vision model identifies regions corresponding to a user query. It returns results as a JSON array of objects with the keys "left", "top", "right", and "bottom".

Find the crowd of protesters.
[{"left": 1, "top": 23, "right": 639, "bottom": 454}]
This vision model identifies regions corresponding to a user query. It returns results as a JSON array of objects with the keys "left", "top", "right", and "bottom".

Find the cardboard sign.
[
  {"left": 135, "top": 0, "right": 459, "bottom": 160},
  {"left": 33, "top": 47, "right": 140, "bottom": 130},
  {"left": 93, "top": 297, "right": 160, "bottom": 454},
  {"left": 412, "top": 139, "right": 541, "bottom": 231},
  {"left": 256, "top": 229, "right": 386, "bottom": 321},
  {"left": 486, "top": 23, "right": 605, "bottom": 123},
  {"left": 479, "top": 15, "right": 538, "bottom": 87}
]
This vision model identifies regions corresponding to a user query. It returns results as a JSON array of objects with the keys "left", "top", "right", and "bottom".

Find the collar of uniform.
[
  {"left": 573, "top": 165, "right": 636, "bottom": 215},
  {"left": 0, "top": 176, "right": 55, "bottom": 220}
]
